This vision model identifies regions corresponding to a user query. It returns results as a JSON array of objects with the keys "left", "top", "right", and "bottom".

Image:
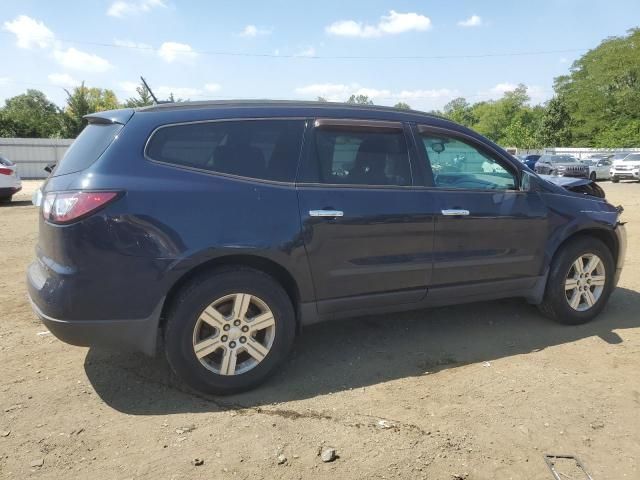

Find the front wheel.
[
  {"left": 538, "top": 237, "right": 614, "bottom": 325},
  {"left": 611, "top": 176, "right": 619, "bottom": 183},
  {"left": 589, "top": 172, "right": 597, "bottom": 181},
  {"left": 164, "top": 267, "right": 296, "bottom": 394},
  {"left": 0, "top": 195, "right": 11, "bottom": 203}
]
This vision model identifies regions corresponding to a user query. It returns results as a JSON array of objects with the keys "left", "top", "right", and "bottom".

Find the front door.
[
  {"left": 414, "top": 126, "right": 549, "bottom": 288},
  {"left": 296, "top": 119, "right": 437, "bottom": 315}
]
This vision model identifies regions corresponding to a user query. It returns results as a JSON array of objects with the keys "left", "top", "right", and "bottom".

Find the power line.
[{"left": 0, "top": 31, "right": 588, "bottom": 60}]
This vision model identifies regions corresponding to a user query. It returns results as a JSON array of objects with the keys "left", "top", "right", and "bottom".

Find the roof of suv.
[{"left": 137, "top": 99, "right": 445, "bottom": 122}]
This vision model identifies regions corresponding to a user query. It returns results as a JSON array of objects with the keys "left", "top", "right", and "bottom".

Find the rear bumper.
[
  {"left": 28, "top": 295, "right": 163, "bottom": 356},
  {"left": 0, "top": 186, "right": 21, "bottom": 197}
]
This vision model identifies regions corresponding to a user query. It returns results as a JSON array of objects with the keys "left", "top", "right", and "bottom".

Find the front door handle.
[
  {"left": 309, "top": 209, "right": 344, "bottom": 218},
  {"left": 441, "top": 209, "right": 470, "bottom": 216}
]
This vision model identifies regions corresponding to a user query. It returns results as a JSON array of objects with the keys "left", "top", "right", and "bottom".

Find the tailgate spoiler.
[{"left": 84, "top": 108, "right": 134, "bottom": 125}]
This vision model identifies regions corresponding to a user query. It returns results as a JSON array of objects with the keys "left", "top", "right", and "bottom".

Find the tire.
[
  {"left": 538, "top": 237, "right": 614, "bottom": 325},
  {"left": 164, "top": 267, "right": 296, "bottom": 394},
  {"left": 0, "top": 195, "right": 11, "bottom": 203},
  {"left": 589, "top": 172, "right": 597, "bottom": 181},
  {"left": 611, "top": 176, "right": 619, "bottom": 183}
]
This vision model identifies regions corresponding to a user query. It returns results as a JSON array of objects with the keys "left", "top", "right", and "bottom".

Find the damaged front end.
[{"left": 539, "top": 174, "right": 606, "bottom": 199}]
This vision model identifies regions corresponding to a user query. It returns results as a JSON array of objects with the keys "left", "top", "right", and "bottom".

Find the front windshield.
[
  {"left": 612, "top": 153, "right": 629, "bottom": 160},
  {"left": 562, "top": 156, "right": 578, "bottom": 163},
  {"left": 625, "top": 154, "right": 640, "bottom": 161}
]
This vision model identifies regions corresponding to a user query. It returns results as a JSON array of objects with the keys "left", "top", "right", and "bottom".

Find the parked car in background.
[
  {"left": 517, "top": 154, "right": 541, "bottom": 170},
  {"left": 610, "top": 152, "right": 640, "bottom": 182},
  {"left": 0, "top": 155, "right": 22, "bottom": 202},
  {"left": 580, "top": 155, "right": 613, "bottom": 181},
  {"left": 28, "top": 101, "right": 626, "bottom": 394},
  {"left": 535, "top": 154, "right": 589, "bottom": 178}
]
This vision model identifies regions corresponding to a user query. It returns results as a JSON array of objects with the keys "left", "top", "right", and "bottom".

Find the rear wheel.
[
  {"left": 164, "top": 267, "right": 296, "bottom": 394},
  {"left": 538, "top": 237, "right": 614, "bottom": 325}
]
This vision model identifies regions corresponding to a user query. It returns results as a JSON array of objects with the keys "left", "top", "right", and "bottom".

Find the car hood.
[
  {"left": 613, "top": 160, "right": 640, "bottom": 167},
  {"left": 539, "top": 174, "right": 605, "bottom": 198}
]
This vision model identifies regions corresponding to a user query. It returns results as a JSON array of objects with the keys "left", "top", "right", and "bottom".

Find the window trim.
[
  {"left": 143, "top": 117, "right": 308, "bottom": 186},
  {"left": 296, "top": 118, "right": 415, "bottom": 189},
  {"left": 414, "top": 124, "right": 522, "bottom": 192}
]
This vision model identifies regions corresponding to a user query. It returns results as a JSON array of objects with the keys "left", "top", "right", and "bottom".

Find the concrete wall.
[
  {"left": 0, "top": 138, "right": 74, "bottom": 179},
  {"left": 544, "top": 147, "right": 640, "bottom": 159}
]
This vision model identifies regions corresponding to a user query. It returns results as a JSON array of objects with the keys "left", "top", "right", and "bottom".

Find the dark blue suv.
[{"left": 28, "top": 101, "right": 626, "bottom": 394}]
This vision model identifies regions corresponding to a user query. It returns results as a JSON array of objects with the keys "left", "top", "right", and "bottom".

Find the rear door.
[
  {"left": 413, "top": 125, "right": 548, "bottom": 288},
  {"left": 296, "top": 119, "right": 437, "bottom": 315}
]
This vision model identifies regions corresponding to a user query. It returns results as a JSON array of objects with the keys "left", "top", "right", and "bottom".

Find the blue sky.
[{"left": 1, "top": 0, "right": 639, "bottom": 111}]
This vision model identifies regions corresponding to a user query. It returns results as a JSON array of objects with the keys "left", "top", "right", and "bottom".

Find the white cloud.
[
  {"left": 295, "top": 46, "right": 316, "bottom": 57},
  {"left": 458, "top": 15, "right": 483, "bottom": 27},
  {"left": 204, "top": 83, "right": 221, "bottom": 93},
  {"left": 48, "top": 73, "right": 79, "bottom": 88},
  {"left": 395, "top": 88, "right": 458, "bottom": 100},
  {"left": 239, "top": 24, "right": 272, "bottom": 37},
  {"left": 117, "top": 81, "right": 140, "bottom": 96},
  {"left": 114, "top": 39, "right": 153, "bottom": 50},
  {"left": 52, "top": 48, "right": 112, "bottom": 72},
  {"left": 157, "top": 42, "right": 197, "bottom": 63},
  {"left": 326, "top": 10, "right": 431, "bottom": 38},
  {"left": 3, "top": 15, "right": 54, "bottom": 49},
  {"left": 482, "top": 82, "right": 550, "bottom": 104},
  {"left": 107, "top": 0, "right": 166, "bottom": 18}
]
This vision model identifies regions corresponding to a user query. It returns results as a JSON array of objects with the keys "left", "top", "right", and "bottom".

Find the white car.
[
  {"left": 580, "top": 155, "right": 613, "bottom": 181},
  {"left": 0, "top": 155, "right": 22, "bottom": 202},
  {"left": 610, "top": 153, "right": 640, "bottom": 183}
]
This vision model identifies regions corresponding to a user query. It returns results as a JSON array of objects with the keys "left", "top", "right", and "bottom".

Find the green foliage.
[
  {"left": 538, "top": 96, "right": 572, "bottom": 147},
  {"left": 347, "top": 94, "right": 374, "bottom": 105},
  {"left": 316, "top": 96, "right": 329, "bottom": 102},
  {"left": 0, "top": 90, "right": 63, "bottom": 138},
  {"left": 123, "top": 81, "right": 154, "bottom": 108},
  {"left": 443, "top": 97, "right": 476, "bottom": 127},
  {"left": 62, "top": 82, "right": 120, "bottom": 137},
  {"left": 393, "top": 102, "right": 411, "bottom": 110},
  {"left": 554, "top": 28, "right": 640, "bottom": 147}
]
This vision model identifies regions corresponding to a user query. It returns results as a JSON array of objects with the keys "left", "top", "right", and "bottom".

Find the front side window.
[
  {"left": 307, "top": 127, "right": 411, "bottom": 186},
  {"left": 146, "top": 119, "right": 305, "bottom": 182},
  {"left": 420, "top": 133, "right": 517, "bottom": 190}
]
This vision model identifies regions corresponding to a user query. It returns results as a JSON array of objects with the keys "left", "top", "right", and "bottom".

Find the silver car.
[
  {"left": 535, "top": 154, "right": 589, "bottom": 178},
  {"left": 581, "top": 155, "right": 613, "bottom": 181}
]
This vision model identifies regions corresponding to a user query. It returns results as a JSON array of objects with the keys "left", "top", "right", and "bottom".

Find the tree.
[
  {"left": 552, "top": 28, "right": 640, "bottom": 146},
  {"left": 316, "top": 96, "right": 328, "bottom": 102},
  {"left": 0, "top": 90, "right": 63, "bottom": 138},
  {"left": 62, "top": 82, "right": 120, "bottom": 137},
  {"left": 123, "top": 81, "right": 154, "bottom": 108},
  {"left": 393, "top": 102, "right": 411, "bottom": 110},
  {"left": 443, "top": 97, "right": 475, "bottom": 126},
  {"left": 538, "top": 96, "right": 572, "bottom": 147},
  {"left": 346, "top": 94, "right": 374, "bottom": 105}
]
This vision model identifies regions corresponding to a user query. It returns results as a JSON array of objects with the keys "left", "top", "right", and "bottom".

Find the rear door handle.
[
  {"left": 309, "top": 209, "right": 344, "bottom": 218},
  {"left": 441, "top": 209, "right": 470, "bottom": 216}
]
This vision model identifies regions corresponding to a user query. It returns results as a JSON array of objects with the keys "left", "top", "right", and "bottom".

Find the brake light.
[
  {"left": 42, "top": 191, "right": 119, "bottom": 224},
  {"left": 0, "top": 167, "right": 12, "bottom": 175}
]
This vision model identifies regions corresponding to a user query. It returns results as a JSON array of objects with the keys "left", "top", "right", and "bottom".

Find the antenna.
[{"left": 140, "top": 76, "right": 160, "bottom": 104}]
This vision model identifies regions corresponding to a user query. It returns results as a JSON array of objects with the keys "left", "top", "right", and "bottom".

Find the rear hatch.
[{"left": 49, "top": 109, "right": 134, "bottom": 179}]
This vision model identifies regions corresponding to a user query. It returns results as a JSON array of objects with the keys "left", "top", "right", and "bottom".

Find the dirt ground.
[{"left": 1, "top": 180, "right": 639, "bottom": 480}]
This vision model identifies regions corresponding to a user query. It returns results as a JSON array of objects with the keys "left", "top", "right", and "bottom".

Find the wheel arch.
[
  {"left": 160, "top": 254, "right": 302, "bottom": 330},
  {"left": 550, "top": 227, "right": 619, "bottom": 267}
]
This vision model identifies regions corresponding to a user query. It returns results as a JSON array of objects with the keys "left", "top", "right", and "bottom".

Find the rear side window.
[
  {"left": 53, "top": 124, "right": 123, "bottom": 177},
  {"left": 145, "top": 120, "right": 306, "bottom": 182},
  {"left": 302, "top": 127, "right": 411, "bottom": 186}
]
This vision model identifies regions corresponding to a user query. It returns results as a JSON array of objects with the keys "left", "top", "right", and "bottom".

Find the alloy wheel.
[
  {"left": 192, "top": 293, "right": 276, "bottom": 375},
  {"left": 564, "top": 253, "right": 606, "bottom": 312}
]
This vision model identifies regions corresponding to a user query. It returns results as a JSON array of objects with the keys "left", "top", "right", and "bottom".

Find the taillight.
[
  {"left": 42, "top": 191, "right": 119, "bottom": 224},
  {"left": 0, "top": 167, "right": 12, "bottom": 175}
]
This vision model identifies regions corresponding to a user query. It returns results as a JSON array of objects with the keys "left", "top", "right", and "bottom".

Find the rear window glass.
[
  {"left": 302, "top": 128, "right": 411, "bottom": 186},
  {"left": 53, "top": 124, "right": 123, "bottom": 177},
  {"left": 145, "top": 120, "right": 306, "bottom": 182}
]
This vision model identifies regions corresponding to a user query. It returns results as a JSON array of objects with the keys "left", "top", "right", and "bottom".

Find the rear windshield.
[{"left": 53, "top": 123, "right": 123, "bottom": 177}]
